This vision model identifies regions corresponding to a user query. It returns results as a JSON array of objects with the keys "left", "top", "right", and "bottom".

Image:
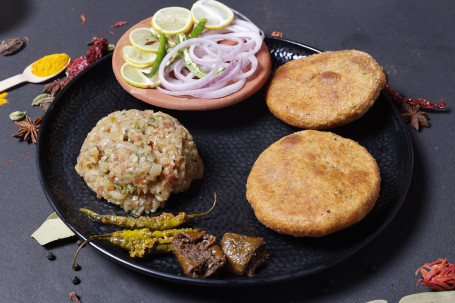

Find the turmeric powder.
[
  {"left": 0, "top": 92, "right": 8, "bottom": 106},
  {"left": 31, "top": 53, "right": 70, "bottom": 77}
]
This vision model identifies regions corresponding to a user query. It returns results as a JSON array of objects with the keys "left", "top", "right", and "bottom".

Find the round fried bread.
[
  {"left": 266, "top": 50, "right": 386, "bottom": 129},
  {"left": 246, "top": 130, "right": 381, "bottom": 237}
]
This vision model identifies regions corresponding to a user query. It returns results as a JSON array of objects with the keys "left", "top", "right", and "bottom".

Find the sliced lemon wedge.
[
  {"left": 151, "top": 6, "right": 193, "bottom": 36},
  {"left": 129, "top": 27, "right": 160, "bottom": 53},
  {"left": 191, "top": 0, "right": 234, "bottom": 30},
  {"left": 120, "top": 63, "right": 161, "bottom": 88},
  {"left": 122, "top": 45, "right": 157, "bottom": 68}
]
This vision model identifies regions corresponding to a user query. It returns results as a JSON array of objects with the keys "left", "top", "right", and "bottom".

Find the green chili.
[
  {"left": 186, "top": 18, "right": 207, "bottom": 39},
  {"left": 80, "top": 193, "right": 217, "bottom": 230},
  {"left": 143, "top": 32, "right": 167, "bottom": 78},
  {"left": 72, "top": 227, "right": 202, "bottom": 265}
]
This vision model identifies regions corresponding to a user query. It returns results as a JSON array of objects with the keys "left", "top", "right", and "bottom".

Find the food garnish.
[
  {"left": 0, "top": 37, "right": 25, "bottom": 56},
  {"left": 32, "top": 93, "right": 51, "bottom": 106},
  {"left": 416, "top": 258, "right": 455, "bottom": 291},
  {"left": 382, "top": 82, "right": 447, "bottom": 131},
  {"left": 120, "top": 0, "right": 264, "bottom": 99},
  {"left": 190, "top": 0, "right": 234, "bottom": 30},
  {"left": 80, "top": 13, "right": 86, "bottom": 26},
  {"left": 151, "top": 7, "right": 194, "bottom": 36},
  {"left": 112, "top": 21, "right": 128, "bottom": 28},
  {"left": 69, "top": 291, "right": 82, "bottom": 303},
  {"left": 400, "top": 104, "right": 429, "bottom": 131},
  {"left": 271, "top": 31, "right": 283, "bottom": 38},
  {"left": 12, "top": 114, "right": 43, "bottom": 144},
  {"left": 9, "top": 111, "right": 26, "bottom": 121},
  {"left": 79, "top": 194, "right": 216, "bottom": 230}
]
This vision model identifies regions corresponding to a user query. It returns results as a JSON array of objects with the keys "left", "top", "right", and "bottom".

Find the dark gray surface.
[{"left": 0, "top": 0, "right": 453, "bottom": 302}]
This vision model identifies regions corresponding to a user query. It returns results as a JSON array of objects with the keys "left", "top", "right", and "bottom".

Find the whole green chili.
[
  {"left": 79, "top": 193, "right": 217, "bottom": 230},
  {"left": 186, "top": 18, "right": 207, "bottom": 39},
  {"left": 143, "top": 32, "right": 167, "bottom": 78}
]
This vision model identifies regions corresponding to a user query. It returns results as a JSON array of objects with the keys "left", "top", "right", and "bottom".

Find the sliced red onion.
[{"left": 156, "top": 15, "right": 264, "bottom": 99}]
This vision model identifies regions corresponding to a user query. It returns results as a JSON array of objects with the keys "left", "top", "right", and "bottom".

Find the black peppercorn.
[
  {"left": 71, "top": 276, "right": 81, "bottom": 285},
  {"left": 72, "top": 263, "right": 81, "bottom": 271},
  {"left": 47, "top": 252, "right": 56, "bottom": 260},
  {"left": 76, "top": 239, "right": 83, "bottom": 246}
]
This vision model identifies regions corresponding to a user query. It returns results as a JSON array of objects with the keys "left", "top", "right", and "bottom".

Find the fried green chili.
[
  {"left": 72, "top": 227, "right": 203, "bottom": 266},
  {"left": 80, "top": 194, "right": 217, "bottom": 230},
  {"left": 143, "top": 32, "right": 167, "bottom": 78}
]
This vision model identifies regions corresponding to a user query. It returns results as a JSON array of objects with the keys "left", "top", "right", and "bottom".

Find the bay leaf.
[
  {"left": 31, "top": 213, "right": 75, "bottom": 245},
  {"left": 399, "top": 290, "right": 455, "bottom": 303}
]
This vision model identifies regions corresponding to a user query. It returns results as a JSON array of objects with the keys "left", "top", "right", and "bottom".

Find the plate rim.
[{"left": 36, "top": 36, "right": 414, "bottom": 286}]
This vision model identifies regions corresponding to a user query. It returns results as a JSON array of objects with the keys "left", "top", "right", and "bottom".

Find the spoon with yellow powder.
[{"left": 0, "top": 53, "right": 70, "bottom": 92}]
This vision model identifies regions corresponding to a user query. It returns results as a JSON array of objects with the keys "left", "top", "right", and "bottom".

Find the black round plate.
[{"left": 37, "top": 36, "right": 413, "bottom": 286}]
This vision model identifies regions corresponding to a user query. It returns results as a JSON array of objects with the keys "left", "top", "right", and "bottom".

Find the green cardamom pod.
[
  {"left": 9, "top": 111, "right": 26, "bottom": 121},
  {"left": 32, "top": 93, "right": 51, "bottom": 106},
  {"left": 108, "top": 44, "right": 115, "bottom": 52}
]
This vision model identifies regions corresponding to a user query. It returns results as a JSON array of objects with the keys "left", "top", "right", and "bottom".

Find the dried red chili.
[
  {"left": 271, "top": 31, "right": 283, "bottom": 38},
  {"left": 80, "top": 13, "right": 86, "bottom": 26},
  {"left": 111, "top": 21, "right": 128, "bottom": 28},
  {"left": 383, "top": 82, "right": 446, "bottom": 109},
  {"left": 416, "top": 258, "right": 455, "bottom": 291},
  {"left": 85, "top": 37, "right": 108, "bottom": 63}
]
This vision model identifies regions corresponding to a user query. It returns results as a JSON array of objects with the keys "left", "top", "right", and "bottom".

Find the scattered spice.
[
  {"left": 401, "top": 104, "right": 429, "bottom": 131},
  {"left": 9, "top": 111, "right": 26, "bottom": 121},
  {"left": 383, "top": 82, "right": 447, "bottom": 131},
  {"left": 39, "top": 97, "right": 54, "bottom": 112},
  {"left": 43, "top": 77, "right": 72, "bottom": 97},
  {"left": 71, "top": 276, "right": 81, "bottom": 285},
  {"left": 0, "top": 37, "right": 24, "bottom": 55},
  {"left": 31, "top": 53, "right": 70, "bottom": 77},
  {"left": 32, "top": 93, "right": 51, "bottom": 106},
  {"left": 24, "top": 36, "right": 30, "bottom": 45},
  {"left": 72, "top": 262, "right": 81, "bottom": 271},
  {"left": 80, "top": 13, "right": 86, "bottom": 26},
  {"left": 66, "top": 37, "right": 109, "bottom": 77},
  {"left": 86, "top": 37, "right": 98, "bottom": 45},
  {"left": 69, "top": 291, "right": 82, "bottom": 303},
  {"left": 416, "top": 258, "right": 455, "bottom": 291},
  {"left": 111, "top": 21, "right": 128, "bottom": 28},
  {"left": 109, "top": 30, "right": 115, "bottom": 35},
  {"left": 383, "top": 82, "right": 446, "bottom": 109},
  {"left": 271, "top": 31, "right": 283, "bottom": 38},
  {"left": 47, "top": 252, "right": 56, "bottom": 260},
  {"left": 12, "top": 115, "right": 43, "bottom": 144},
  {"left": 76, "top": 239, "right": 83, "bottom": 246},
  {"left": 0, "top": 92, "right": 8, "bottom": 106}
]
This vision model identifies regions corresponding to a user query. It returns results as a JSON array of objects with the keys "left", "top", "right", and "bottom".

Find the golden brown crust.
[
  {"left": 246, "top": 130, "right": 381, "bottom": 237},
  {"left": 266, "top": 50, "right": 386, "bottom": 129}
]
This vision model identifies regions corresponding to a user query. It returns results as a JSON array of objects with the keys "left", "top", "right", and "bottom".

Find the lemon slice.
[
  {"left": 122, "top": 45, "right": 157, "bottom": 68},
  {"left": 151, "top": 7, "right": 193, "bottom": 36},
  {"left": 120, "top": 63, "right": 161, "bottom": 88},
  {"left": 129, "top": 27, "right": 160, "bottom": 53},
  {"left": 191, "top": 0, "right": 234, "bottom": 30}
]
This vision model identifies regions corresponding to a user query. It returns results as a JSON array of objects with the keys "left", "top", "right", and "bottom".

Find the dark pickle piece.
[
  {"left": 171, "top": 231, "right": 226, "bottom": 279},
  {"left": 221, "top": 232, "right": 269, "bottom": 277}
]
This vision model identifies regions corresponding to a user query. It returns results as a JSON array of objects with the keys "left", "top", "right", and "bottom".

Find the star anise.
[
  {"left": 401, "top": 103, "right": 429, "bottom": 131},
  {"left": 12, "top": 115, "right": 43, "bottom": 144}
]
